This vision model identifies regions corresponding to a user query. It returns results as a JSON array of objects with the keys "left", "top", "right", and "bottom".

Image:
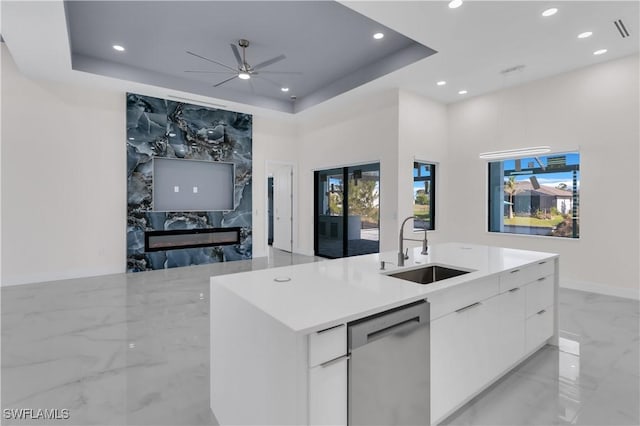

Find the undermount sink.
[{"left": 388, "top": 265, "right": 470, "bottom": 285}]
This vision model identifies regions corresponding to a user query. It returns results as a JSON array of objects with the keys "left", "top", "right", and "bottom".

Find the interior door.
[{"left": 273, "top": 166, "right": 293, "bottom": 252}]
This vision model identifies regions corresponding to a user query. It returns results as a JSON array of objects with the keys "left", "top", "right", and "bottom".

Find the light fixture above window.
[
  {"left": 541, "top": 8, "right": 558, "bottom": 17},
  {"left": 281, "top": 87, "right": 289, "bottom": 92},
  {"left": 593, "top": 49, "right": 608, "bottom": 56},
  {"left": 112, "top": 44, "right": 125, "bottom": 52},
  {"left": 373, "top": 32, "right": 384, "bottom": 40},
  {"left": 479, "top": 146, "right": 551, "bottom": 159},
  {"left": 437, "top": 81, "right": 447, "bottom": 86},
  {"left": 458, "top": 89, "right": 468, "bottom": 95},
  {"left": 577, "top": 31, "right": 593, "bottom": 39},
  {"left": 449, "top": 0, "right": 463, "bottom": 9}
]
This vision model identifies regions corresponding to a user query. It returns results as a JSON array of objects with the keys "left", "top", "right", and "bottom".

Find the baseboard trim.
[{"left": 561, "top": 279, "right": 639, "bottom": 301}]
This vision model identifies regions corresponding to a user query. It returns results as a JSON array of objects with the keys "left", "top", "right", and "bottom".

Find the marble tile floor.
[
  {"left": 1, "top": 249, "right": 322, "bottom": 425},
  {"left": 2, "top": 256, "right": 638, "bottom": 425}
]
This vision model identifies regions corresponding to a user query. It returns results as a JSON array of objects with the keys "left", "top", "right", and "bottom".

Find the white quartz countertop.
[{"left": 210, "top": 243, "right": 558, "bottom": 334}]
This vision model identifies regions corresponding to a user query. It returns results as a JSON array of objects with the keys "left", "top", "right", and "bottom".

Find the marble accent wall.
[{"left": 126, "top": 93, "right": 252, "bottom": 272}]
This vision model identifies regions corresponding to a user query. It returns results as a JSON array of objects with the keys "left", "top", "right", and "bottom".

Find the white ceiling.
[
  {"left": 2, "top": 1, "right": 639, "bottom": 115},
  {"left": 341, "top": 1, "right": 639, "bottom": 103}
]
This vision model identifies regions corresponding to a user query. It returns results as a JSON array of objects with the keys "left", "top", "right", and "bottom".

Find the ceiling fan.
[{"left": 185, "top": 39, "right": 300, "bottom": 89}]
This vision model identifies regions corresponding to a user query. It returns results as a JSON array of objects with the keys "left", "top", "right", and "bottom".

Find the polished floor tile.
[{"left": 2, "top": 257, "right": 638, "bottom": 426}]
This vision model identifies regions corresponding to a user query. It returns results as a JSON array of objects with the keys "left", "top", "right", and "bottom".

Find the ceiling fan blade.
[
  {"left": 230, "top": 44, "right": 243, "bottom": 67},
  {"left": 213, "top": 75, "right": 239, "bottom": 87},
  {"left": 252, "top": 54, "right": 286, "bottom": 71},
  {"left": 184, "top": 70, "right": 237, "bottom": 74},
  {"left": 186, "top": 50, "right": 236, "bottom": 72},
  {"left": 256, "top": 71, "right": 303, "bottom": 75}
]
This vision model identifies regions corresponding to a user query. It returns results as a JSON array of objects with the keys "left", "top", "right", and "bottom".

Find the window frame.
[
  {"left": 486, "top": 151, "right": 580, "bottom": 239},
  {"left": 413, "top": 161, "right": 436, "bottom": 232}
]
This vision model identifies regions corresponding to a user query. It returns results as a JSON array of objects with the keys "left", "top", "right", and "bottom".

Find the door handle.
[
  {"left": 320, "top": 354, "right": 350, "bottom": 368},
  {"left": 317, "top": 324, "right": 345, "bottom": 334},
  {"left": 455, "top": 301, "right": 482, "bottom": 313},
  {"left": 366, "top": 317, "right": 420, "bottom": 343}
]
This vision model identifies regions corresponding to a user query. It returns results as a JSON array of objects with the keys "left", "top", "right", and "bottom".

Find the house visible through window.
[
  {"left": 488, "top": 153, "right": 580, "bottom": 238},
  {"left": 413, "top": 162, "right": 435, "bottom": 231}
]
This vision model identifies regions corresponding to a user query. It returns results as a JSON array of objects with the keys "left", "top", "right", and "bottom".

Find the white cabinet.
[
  {"left": 491, "top": 287, "right": 526, "bottom": 375},
  {"left": 525, "top": 308, "right": 554, "bottom": 353},
  {"left": 525, "top": 275, "right": 554, "bottom": 318},
  {"left": 309, "top": 324, "right": 347, "bottom": 367},
  {"left": 499, "top": 260, "right": 554, "bottom": 292},
  {"left": 431, "top": 304, "right": 472, "bottom": 423},
  {"left": 431, "top": 261, "right": 549, "bottom": 424},
  {"left": 430, "top": 298, "right": 493, "bottom": 422},
  {"left": 524, "top": 272, "right": 555, "bottom": 353},
  {"left": 309, "top": 356, "right": 348, "bottom": 426},
  {"left": 308, "top": 324, "right": 348, "bottom": 426}
]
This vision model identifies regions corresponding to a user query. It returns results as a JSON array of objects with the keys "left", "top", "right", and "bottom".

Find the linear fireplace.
[{"left": 145, "top": 228, "right": 242, "bottom": 252}]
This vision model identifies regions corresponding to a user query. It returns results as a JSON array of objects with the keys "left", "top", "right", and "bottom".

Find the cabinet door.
[
  {"left": 309, "top": 356, "right": 348, "bottom": 426},
  {"left": 431, "top": 310, "right": 468, "bottom": 423},
  {"left": 431, "top": 300, "right": 489, "bottom": 423},
  {"left": 491, "top": 288, "right": 526, "bottom": 375},
  {"left": 525, "top": 308, "right": 554, "bottom": 353}
]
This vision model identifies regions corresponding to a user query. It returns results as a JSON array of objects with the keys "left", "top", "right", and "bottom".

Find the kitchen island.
[{"left": 210, "top": 243, "right": 559, "bottom": 425}]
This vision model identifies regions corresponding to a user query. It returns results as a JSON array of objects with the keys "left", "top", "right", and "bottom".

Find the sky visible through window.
[{"left": 502, "top": 153, "right": 580, "bottom": 189}]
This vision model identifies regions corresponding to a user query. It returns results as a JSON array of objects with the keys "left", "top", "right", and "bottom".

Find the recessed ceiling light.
[
  {"left": 577, "top": 31, "right": 593, "bottom": 39},
  {"left": 112, "top": 44, "right": 125, "bottom": 52},
  {"left": 448, "top": 0, "right": 463, "bottom": 9},
  {"left": 373, "top": 32, "right": 384, "bottom": 40},
  {"left": 238, "top": 72, "right": 251, "bottom": 80},
  {"left": 281, "top": 87, "right": 289, "bottom": 92},
  {"left": 541, "top": 8, "right": 558, "bottom": 17},
  {"left": 437, "top": 81, "right": 447, "bottom": 86},
  {"left": 458, "top": 90, "right": 468, "bottom": 95},
  {"left": 593, "top": 49, "right": 608, "bottom": 55}
]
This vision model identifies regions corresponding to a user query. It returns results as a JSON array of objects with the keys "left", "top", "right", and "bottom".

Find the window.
[
  {"left": 488, "top": 153, "right": 580, "bottom": 238},
  {"left": 413, "top": 162, "right": 435, "bottom": 231}
]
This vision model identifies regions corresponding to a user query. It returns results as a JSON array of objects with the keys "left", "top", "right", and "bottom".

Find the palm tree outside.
[{"left": 504, "top": 176, "right": 519, "bottom": 219}]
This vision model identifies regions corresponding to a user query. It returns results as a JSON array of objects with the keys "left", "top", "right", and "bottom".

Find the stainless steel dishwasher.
[{"left": 348, "top": 300, "right": 429, "bottom": 426}]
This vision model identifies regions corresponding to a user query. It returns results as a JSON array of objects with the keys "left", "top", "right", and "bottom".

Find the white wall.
[
  {"left": 397, "top": 90, "right": 449, "bottom": 246},
  {"left": 1, "top": 44, "right": 126, "bottom": 286},
  {"left": 295, "top": 90, "right": 400, "bottom": 255},
  {"left": 252, "top": 115, "right": 297, "bottom": 257},
  {"left": 0, "top": 45, "right": 296, "bottom": 286},
  {"left": 445, "top": 54, "right": 640, "bottom": 298}
]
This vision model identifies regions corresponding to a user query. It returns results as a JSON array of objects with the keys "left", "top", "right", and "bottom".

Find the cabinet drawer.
[
  {"left": 309, "top": 324, "right": 347, "bottom": 367},
  {"left": 309, "top": 356, "right": 348, "bottom": 426},
  {"left": 499, "top": 260, "right": 554, "bottom": 292},
  {"left": 525, "top": 307, "right": 554, "bottom": 353},
  {"left": 525, "top": 275, "right": 554, "bottom": 317},
  {"left": 427, "top": 276, "right": 499, "bottom": 320}
]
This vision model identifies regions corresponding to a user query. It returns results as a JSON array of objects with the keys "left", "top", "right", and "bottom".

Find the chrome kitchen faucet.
[{"left": 398, "top": 216, "right": 429, "bottom": 267}]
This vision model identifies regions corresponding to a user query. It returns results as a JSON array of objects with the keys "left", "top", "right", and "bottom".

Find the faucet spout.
[{"left": 398, "top": 216, "right": 417, "bottom": 267}]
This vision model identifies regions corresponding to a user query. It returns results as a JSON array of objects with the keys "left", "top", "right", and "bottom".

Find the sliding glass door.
[{"left": 314, "top": 163, "right": 380, "bottom": 258}]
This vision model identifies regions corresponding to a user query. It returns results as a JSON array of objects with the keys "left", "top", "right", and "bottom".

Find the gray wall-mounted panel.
[{"left": 153, "top": 158, "right": 234, "bottom": 212}]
